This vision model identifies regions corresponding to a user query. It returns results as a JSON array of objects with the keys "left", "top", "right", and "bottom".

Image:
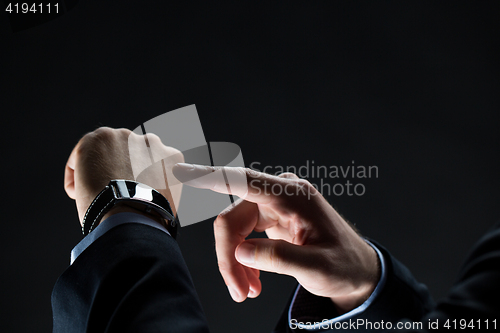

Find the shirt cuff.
[
  {"left": 288, "top": 239, "right": 387, "bottom": 330},
  {"left": 70, "top": 212, "right": 171, "bottom": 265}
]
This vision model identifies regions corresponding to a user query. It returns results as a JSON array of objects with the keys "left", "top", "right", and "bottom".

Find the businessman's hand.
[
  {"left": 172, "top": 164, "right": 380, "bottom": 314},
  {"left": 64, "top": 127, "right": 183, "bottom": 225}
]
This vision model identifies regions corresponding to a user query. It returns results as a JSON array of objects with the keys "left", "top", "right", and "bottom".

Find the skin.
[
  {"left": 172, "top": 164, "right": 380, "bottom": 314},
  {"left": 64, "top": 127, "right": 379, "bottom": 315},
  {"left": 64, "top": 127, "right": 184, "bottom": 224}
]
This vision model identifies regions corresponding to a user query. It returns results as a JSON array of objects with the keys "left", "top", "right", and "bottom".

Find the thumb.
[{"left": 235, "top": 239, "right": 313, "bottom": 278}]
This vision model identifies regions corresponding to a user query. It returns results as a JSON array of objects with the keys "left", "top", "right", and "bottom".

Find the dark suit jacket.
[
  {"left": 273, "top": 222, "right": 500, "bottom": 332},
  {"left": 52, "top": 223, "right": 209, "bottom": 333},
  {"left": 52, "top": 221, "right": 500, "bottom": 332}
]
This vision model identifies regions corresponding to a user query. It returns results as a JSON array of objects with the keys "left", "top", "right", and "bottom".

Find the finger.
[
  {"left": 172, "top": 163, "right": 296, "bottom": 204},
  {"left": 214, "top": 199, "right": 259, "bottom": 302},
  {"left": 251, "top": 173, "right": 299, "bottom": 234},
  {"left": 278, "top": 172, "right": 300, "bottom": 179},
  {"left": 244, "top": 266, "right": 261, "bottom": 298},
  {"left": 235, "top": 239, "right": 315, "bottom": 280},
  {"left": 253, "top": 205, "right": 280, "bottom": 232},
  {"left": 249, "top": 266, "right": 260, "bottom": 279},
  {"left": 264, "top": 223, "right": 296, "bottom": 242}
]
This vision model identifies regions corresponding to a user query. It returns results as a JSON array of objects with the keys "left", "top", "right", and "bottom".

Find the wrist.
[{"left": 330, "top": 242, "right": 381, "bottom": 314}]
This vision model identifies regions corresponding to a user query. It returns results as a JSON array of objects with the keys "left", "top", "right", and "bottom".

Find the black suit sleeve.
[
  {"left": 274, "top": 222, "right": 500, "bottom": 332},
  {"left": 419, "top": 221, "right": 500, "bottom": 329},
  {"left": 52, "top": 223, "right": 210, "bottom": 333}
]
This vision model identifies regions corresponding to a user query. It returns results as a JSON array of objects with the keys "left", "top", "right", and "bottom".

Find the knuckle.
[
  {"left": 93, "top": 126, "right": 115, "bottom": 138},
  {"left": 77, "top": 127, "right": 125, "bottom": 162},
  {"left": 146, "top": 132, "right": 162, "bottom": 143},
  {"left": 278, "top": 172, "right": 299, "bottom": 179},
  {"left": 296, "top": 178, "right": 316, "bottom": 196},
  {"left": 244, "top": 167, "right": 268, "bottom": 187},
  {"left": 78, "top": 131, "right": 101, "bottom": 155},
  {"left": 128, "top": 130, "right": 142, "bottom": 140},
  {"left": 117, "top": 128, "right": 132, "bottom": 137},
  {"left": 296, "top": 178, "right": 311, "bottom": 188},
  {"left": 167, "top": 146, "right": 182, "bottom": 155},
  {"left": 165, "top": 147, "right": 184, "bottom": 162},
  {"left": 213, "top": 215, "right": 227, "bottom": 231},
  {"left": 82, "top": 127, "right": 116, "bottom": 149},
  {"left": 245, "top": 167, "right": 261, "bottom": 179}
]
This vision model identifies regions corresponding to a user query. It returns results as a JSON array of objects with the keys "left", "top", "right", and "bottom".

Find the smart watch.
[{"left": 82, "top": 179, "right": 177, "bottom": 238}]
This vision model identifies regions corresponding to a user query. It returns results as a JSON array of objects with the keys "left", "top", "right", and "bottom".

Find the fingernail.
[
  {"left": 227, "top": 286, "right": 241, "bottom": 302},
  {"left": 176, "top": 162, "right": 195, "bottom": 170},
  {"left": 247, "top": 286, "right": 258, "bottom": 298},
  {"left": 237, "top": 242, "right": 256, "bottom": 264}
]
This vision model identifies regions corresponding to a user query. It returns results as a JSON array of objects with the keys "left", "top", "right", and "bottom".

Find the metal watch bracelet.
[{"left": 81, "top": 180, "right": 177, "bottom": 238}]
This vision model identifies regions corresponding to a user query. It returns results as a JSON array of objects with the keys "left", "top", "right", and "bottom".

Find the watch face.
[
  {"left": 111, "top": 180, "right": 175, "bottom": 221},
  {"left": 128, "top": 182, "right": 153, "bottom": 201}
]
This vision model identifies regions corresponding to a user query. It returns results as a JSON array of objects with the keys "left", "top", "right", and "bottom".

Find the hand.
[
  {"left": 64, "top": 127, "right": 184, "bottom": 225},
  {"left": 172, "top": 164, "right": 380, "bottom": 313}
]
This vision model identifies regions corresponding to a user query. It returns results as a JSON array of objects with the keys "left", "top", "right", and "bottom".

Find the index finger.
[{"left": 172, "top": 163, "right": 294, "bottom": 204}]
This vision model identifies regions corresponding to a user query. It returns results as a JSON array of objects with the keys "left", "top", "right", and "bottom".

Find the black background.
[{"left": 1, "top": 1, "right": 499, "bottom": 332}]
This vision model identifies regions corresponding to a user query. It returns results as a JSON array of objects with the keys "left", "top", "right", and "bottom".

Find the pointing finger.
[{"left": 172, "top": 163, "right": 307, "bottom": 205}]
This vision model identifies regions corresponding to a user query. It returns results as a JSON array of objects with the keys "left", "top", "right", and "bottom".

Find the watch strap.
[{"left": 82, "top": 184, "right": 116, "bottom": 236}]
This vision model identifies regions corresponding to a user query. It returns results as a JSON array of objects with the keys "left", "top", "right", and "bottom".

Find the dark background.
[{"left": 1, "top": 1, "right": 499, "bottom": 332}]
